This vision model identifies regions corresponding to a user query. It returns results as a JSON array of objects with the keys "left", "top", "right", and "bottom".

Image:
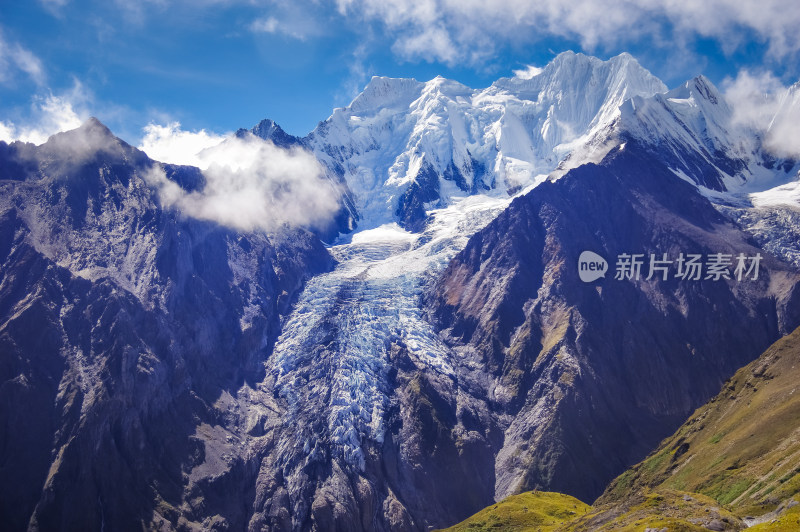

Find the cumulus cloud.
[
  {"left": 335, "top": 0, "right": 800, "bottom": 66},
  {"left": 139, "top": 122, "right": 227, "bottom": 167},
  {"left": 145, "top": 132, "right": 342, "bottom": 232},
  {"left": 723, "top": 70, "right": 800, "bottom": 158},
  {"left": 0, "top": 85, "right": 88, "bottom": 145},
  {"left": 392, "top": 25, "right": 459, "bottom": 65}
]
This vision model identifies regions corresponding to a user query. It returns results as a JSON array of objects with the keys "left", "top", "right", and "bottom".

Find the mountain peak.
[
  {"left": 40, "top": 116, "right": 136, "bottom": 162},
  {"left": 348, "top": 76, "right": 424, "bottom": 113},
  {"left": 66, "top": 117, "right": 116, "bottom": 141},
  {"left": 242, "top": 118, "right": 302, "bottom": 148},
  {"left": 422, "top": 75, "right": 472, "bottom": 98},
  {"left": 493, "top": 51, "right": 666, "bottom": 99},
  {"left": 666, "top": 75, "right": 723, "bottom": 107},
  {"left": 82, "top": 116, "right": 110, "bottom": 130},
  {"left": 690, "top": 74, "right": 721, "bottom": 102}
]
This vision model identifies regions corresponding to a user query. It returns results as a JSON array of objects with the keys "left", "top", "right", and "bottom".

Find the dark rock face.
[
  {"left": 242, "top": 119, "right": 304, "bottom": 149},
  {"left": 426, "top": 142, "right": 800, "bottom": 504},
  {"left": 395, "top": 157, "right": 490, "bottom": 232},
  {"left": 0, "top": 120, "right": 333, "bottom": 531},
  {"left": 395, "top": 162, "right": 442, "bottom": 232}
]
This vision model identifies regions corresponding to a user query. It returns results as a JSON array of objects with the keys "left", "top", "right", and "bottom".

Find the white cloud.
[
  {"left": 0, "top": 84, "right": 88, "bottom": 145},
  {"left": 723, "top": 70, "right": 800, "bottom": 158},
  {"left": 145, "top": 133, "right": 342, "bottom": 232},
  {"left": 335, "top": 0, "right": 800, "bottom": 66},
  {"left": 39, "top": 0, "right": 70, "bottom": 13},
  {"left": 767, "top": 87, "right": 800, "bottom": 159},
  {"left": 392, "top": 25, "right": 459, "bottom": 65},
  {"left": 0, "top": 32, "right": 46, "bottom": 86},
  {"left": 250, "top": 16, "right": 281, "bottom": 34},
  {"left": 512, "top": 65, "right": 544, "bottom": 80},
  {"left": 248, "top": 3, "right": 325, "bottom": 41},
  {"left": 139, "top": 122, "right": 227, "bottom": 166},
  {"left": 0, "top": 121, "right": 15, "bottom": 143}
]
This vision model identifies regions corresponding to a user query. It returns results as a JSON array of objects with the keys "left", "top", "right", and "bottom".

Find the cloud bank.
[
  {"left": 335, "top": 0, "right": 800, "bottom": 66},
  {"left": 145, "top": 131, "right": 342, "bottom": 233},
  {"left": 139, "top": 122, "right": 227, "bottom": 167}
]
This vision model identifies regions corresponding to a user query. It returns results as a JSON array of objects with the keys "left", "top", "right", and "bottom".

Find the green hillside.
[
  {"left": 600, "top": 325, "right": 800, "bottom": 518},
  {"left": 441, "top": 491, "right": 590, "bottom": 531},
  {"left": 439, "top": 326, "right": 800, "bottom": 531}
]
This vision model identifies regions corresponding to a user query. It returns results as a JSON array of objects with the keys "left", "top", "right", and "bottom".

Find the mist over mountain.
[{"left": 1, "top": 52, "right": 799, "bottom": 531}]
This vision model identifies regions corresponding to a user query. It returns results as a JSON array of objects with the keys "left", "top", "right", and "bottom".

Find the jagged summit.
[
  {"left": 48, "top": 116, "right": 116, "bottom": 143},
  {"left": 492, "top": 51, "right": 666, "bottom": 98},
  {"left": 668, "top": 75, "right": 724, "bottom": 104},
  {"left": 239, "top": 118, "right": 303, "bottom": 148},
  {"left": 80, "top": 116, "right": 111, "bottom": 132},
  {"left": 304, "top": 51, "right": 671, "bottom": 232},
  {"left": 11, "top": 117, "right": 150, "bottom": 174},
  {"left": 618, "top": 74, "right": 757, "bottom": 191}
]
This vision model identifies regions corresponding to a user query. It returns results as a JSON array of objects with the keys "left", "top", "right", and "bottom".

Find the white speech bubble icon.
[{"left": 578, "top": 251, "right": 608, "bottom": 283}]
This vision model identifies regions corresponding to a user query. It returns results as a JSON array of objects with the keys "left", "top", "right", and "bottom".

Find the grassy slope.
[
  {"left": 439, "top": 489, "right": 746, "bottom": 531},
  {"left": 440, "top": 327, "right": 800, "bottom": 531},
  {"left": 600, "top": 326, "right": 800, "bottom": 517},
  {"left": 438, "top": 491, "right": 590, "bottom": 531}
]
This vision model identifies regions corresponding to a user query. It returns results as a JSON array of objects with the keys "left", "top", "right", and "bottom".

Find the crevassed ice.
[{"left": 268, "top": 195, "right": 510, "bottom": 470}]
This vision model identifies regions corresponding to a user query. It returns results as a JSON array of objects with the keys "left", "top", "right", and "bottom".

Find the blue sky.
[{"left": 1, "top": 0, "right": 798, "bottom": 145}]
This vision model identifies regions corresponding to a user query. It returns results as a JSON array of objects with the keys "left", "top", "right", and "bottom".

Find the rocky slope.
[
  {"left": 440, "top": 328, "right": 800, "bottom": 531},
  {"left": 0, "top": 119, "right": 332, "bottom": 530},
  {"left": 426, "top": 142, "right": 800, "bottom": 505}
]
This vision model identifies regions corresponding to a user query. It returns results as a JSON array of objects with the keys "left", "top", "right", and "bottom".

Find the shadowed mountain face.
[
  {"left": 0, "top": 120, "right": 333, "bottom": 531},
  {"left": 426, "top": 142, "right": 800, "bottom": 505}
]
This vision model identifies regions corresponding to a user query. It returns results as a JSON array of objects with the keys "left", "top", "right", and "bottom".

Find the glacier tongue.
[{"left": 267, "top": 195, "right": 510, "bottom": 473}]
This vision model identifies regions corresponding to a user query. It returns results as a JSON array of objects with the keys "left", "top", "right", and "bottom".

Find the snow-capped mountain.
[
  {"left": 250, "top": 52, "right": 668, "bottom": 232},
  {"left": 3, "top": 51, "right": 800, "bottom": 532},
  {"left": 617, "top": 74, "right": 800, "bottom": 268}
]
